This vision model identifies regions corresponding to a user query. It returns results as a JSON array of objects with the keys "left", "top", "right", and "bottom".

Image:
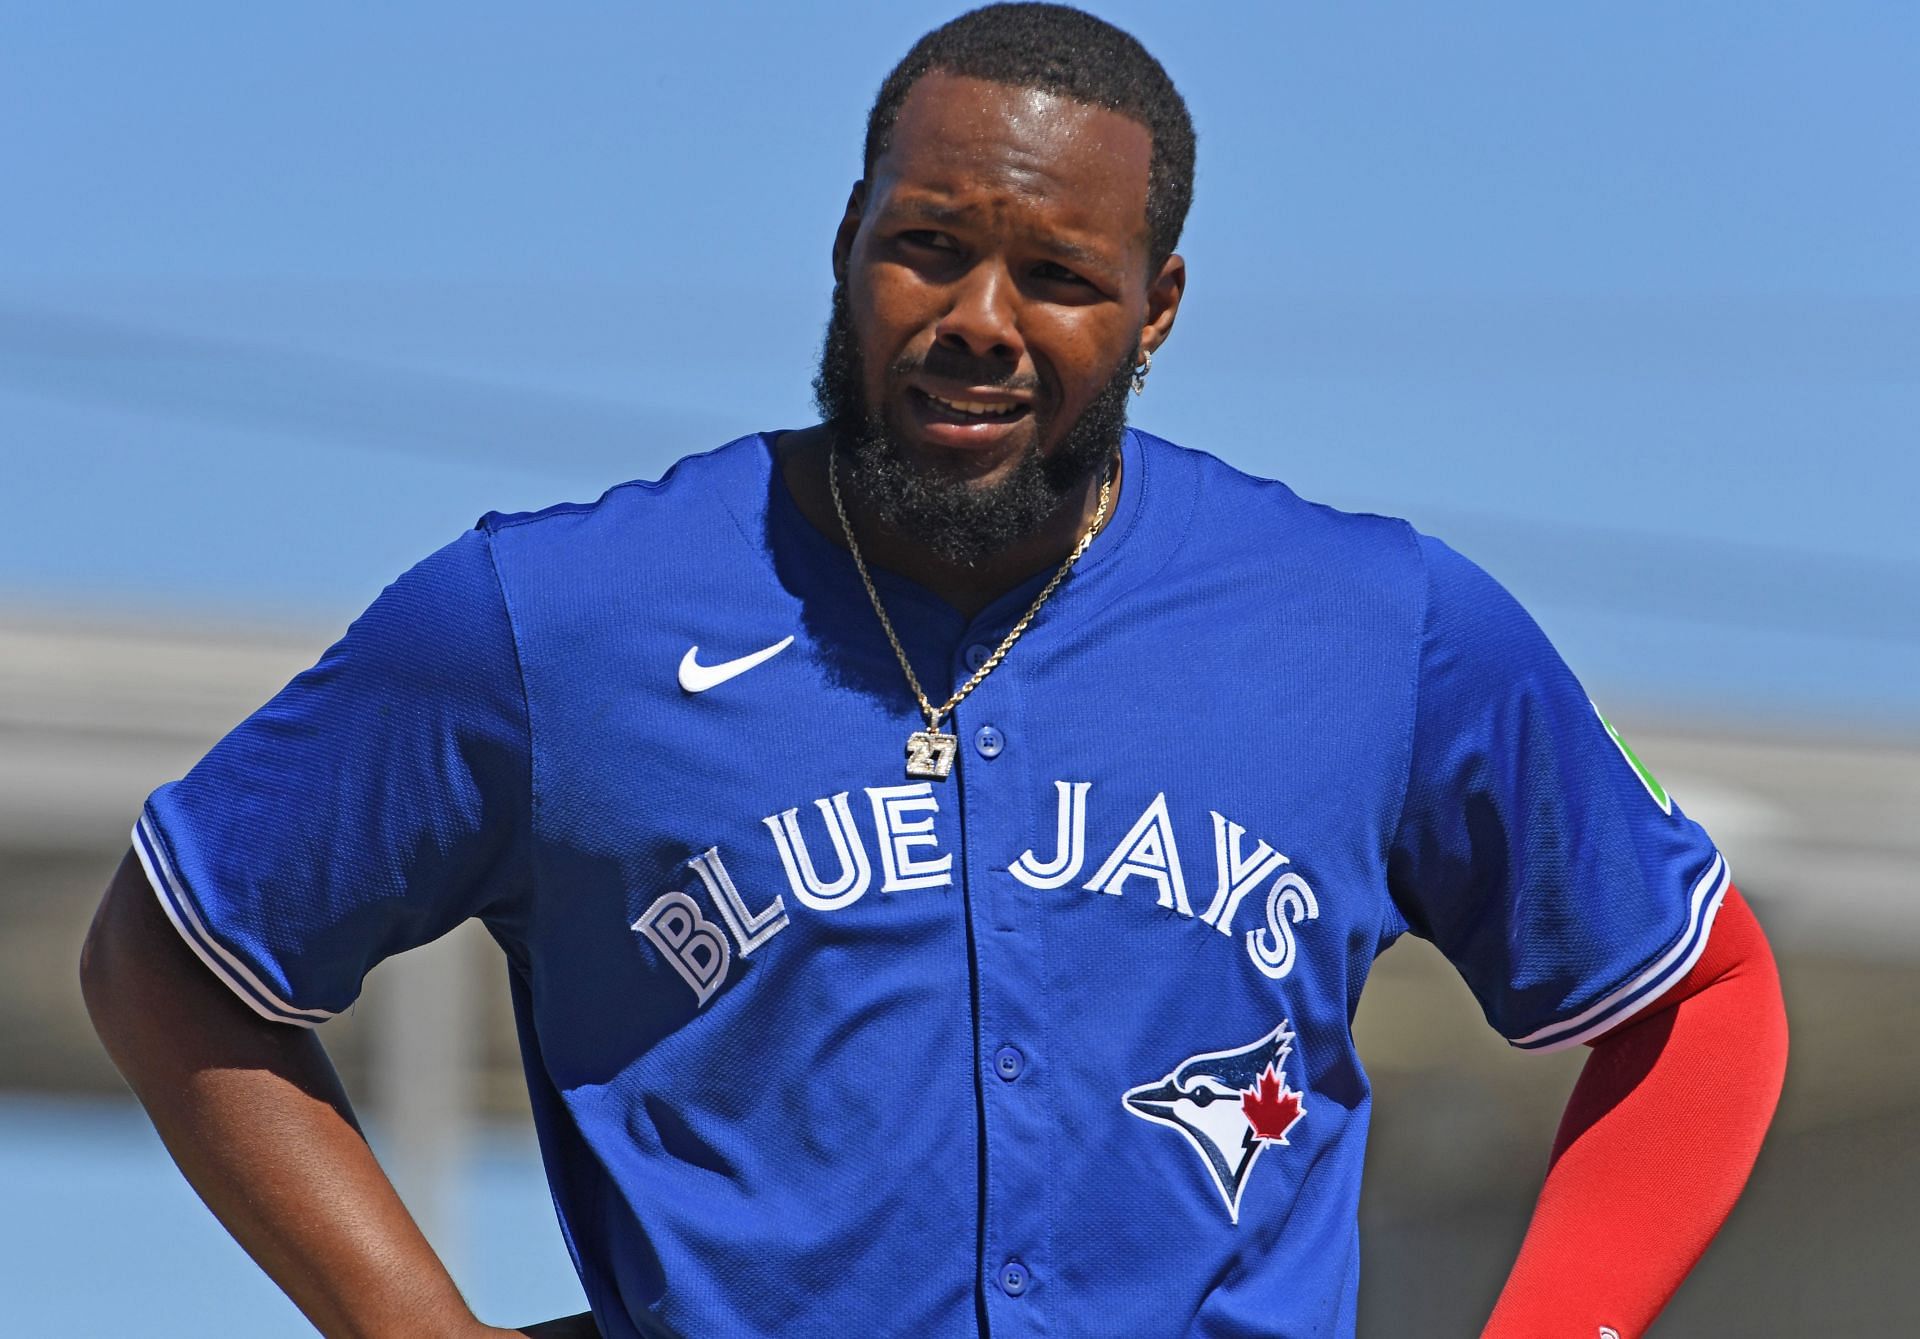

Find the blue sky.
[{"left": 3, "top": 1, "right": 1916, "bottom": 726}]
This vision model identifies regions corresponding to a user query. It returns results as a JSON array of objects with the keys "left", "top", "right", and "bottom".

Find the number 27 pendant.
[{"left": 905, "top": 729, "right": 959, "bottom": 781}]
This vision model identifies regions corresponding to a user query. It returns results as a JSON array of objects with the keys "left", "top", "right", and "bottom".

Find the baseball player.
[{"left": 80, "top": 6, "right": 1787, "bottom": 1337}]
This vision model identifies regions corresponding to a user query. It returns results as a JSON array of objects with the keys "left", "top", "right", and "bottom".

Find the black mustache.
[{"left": 892, "top": 345, "right": 1041, "bottom": 397}]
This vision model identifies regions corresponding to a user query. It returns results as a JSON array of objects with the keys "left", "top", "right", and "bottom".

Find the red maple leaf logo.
[{"left": 1241, "top": 1065, "right": 1305, "bottom": 1143}]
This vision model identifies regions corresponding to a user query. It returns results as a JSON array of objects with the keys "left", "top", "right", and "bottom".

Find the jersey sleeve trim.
[
  {"left": 1509, "top": 852, "right": 1731, "bottom": 1053},
  {"left": 131, "top": 814, "right": 336, "bottom": 1029}
]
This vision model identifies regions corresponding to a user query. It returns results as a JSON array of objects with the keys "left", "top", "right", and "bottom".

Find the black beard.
[{"left": 811, "top": 281, "right": 1133, "bottom": 567}]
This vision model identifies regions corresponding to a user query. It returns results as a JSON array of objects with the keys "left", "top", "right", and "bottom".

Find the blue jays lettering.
[{"left": 631, "top": 780, "right": 1325, "bottom": 1006}]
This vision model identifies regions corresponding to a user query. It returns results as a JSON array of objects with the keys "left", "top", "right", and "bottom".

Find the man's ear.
[
  {"left": 1139, "top": 252, "right": 1187, "bottom": 360},
  {"left": 831, "top": 182, "right": 868, "bottom": 283}
]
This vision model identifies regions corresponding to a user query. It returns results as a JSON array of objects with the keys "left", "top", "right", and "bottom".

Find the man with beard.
[{"left": 81, "top": 5, "right": 1785, "bottom": 1338}]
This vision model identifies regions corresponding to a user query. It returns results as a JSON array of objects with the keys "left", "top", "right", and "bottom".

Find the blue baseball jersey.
[{"left": 135, "top": 428, "right": 1725, "bottom": 1338}]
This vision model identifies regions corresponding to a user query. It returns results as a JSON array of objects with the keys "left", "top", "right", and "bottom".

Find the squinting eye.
[
  {"left": 901, "top": 231, "right": 955, "bottom": 251},
  {"left": 1036, "top": 262, "right": 1089, "bottom": 286}
]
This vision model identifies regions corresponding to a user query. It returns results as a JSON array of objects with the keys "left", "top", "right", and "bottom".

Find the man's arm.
[
  {"left": 80, "top": 848, "right": 582, "bottom": 1338},
  {"left": 1482, "top": 885, "right": 1788, "bottom": 1337}
]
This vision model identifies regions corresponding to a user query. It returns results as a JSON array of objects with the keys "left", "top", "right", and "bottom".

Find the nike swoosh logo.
[{"left": 678, "top": 635, "right": 795, "bottom": 693}]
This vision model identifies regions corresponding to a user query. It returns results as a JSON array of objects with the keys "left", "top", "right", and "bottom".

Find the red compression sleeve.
[{"left": 1481, "top": 885, "right": 1787, "bottom": 1339}]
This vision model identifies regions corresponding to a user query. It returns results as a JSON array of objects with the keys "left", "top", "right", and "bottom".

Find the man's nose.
[{"left": 934, "top": 262, "right": 1023, "bottom": 364}]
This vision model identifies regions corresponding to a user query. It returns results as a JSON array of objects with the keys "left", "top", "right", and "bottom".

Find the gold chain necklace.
[{"left": 827, "top": 446, "right": 1115, "bottom": 780}]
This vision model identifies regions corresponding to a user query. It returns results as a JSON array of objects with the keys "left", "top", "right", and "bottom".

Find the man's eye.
[
  {"left": 1035, "top": 262, "right": 1089, "bottom": 286},
  {"left": 900, "top": 231, "right": 956, "bottom": 252}
]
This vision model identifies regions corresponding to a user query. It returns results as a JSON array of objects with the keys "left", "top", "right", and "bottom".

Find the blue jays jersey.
[{"left": 135, "top": 429, "right": 1725, "bottom": 1339}]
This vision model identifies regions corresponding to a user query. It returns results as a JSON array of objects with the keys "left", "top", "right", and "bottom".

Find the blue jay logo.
[{"left": 1123, "top": 1020, "right": 1307, "bottom": 1224}]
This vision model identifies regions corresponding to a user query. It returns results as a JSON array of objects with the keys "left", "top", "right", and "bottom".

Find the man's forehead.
[
  {"left": 871, "top": 71, "right": 1154, "bottom": 247},
  {"left": 880, "top": 71, "right": 1154, "bottom": 175}
]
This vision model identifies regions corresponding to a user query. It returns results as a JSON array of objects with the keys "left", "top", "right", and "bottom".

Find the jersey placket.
[{"left": 949, "top": 632, "right": 1056, "bottom": 1339}]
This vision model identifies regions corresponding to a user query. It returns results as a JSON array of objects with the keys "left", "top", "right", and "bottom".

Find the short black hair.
[{"left": 863, "top": 3, "right": 1196, "bottom": 272}]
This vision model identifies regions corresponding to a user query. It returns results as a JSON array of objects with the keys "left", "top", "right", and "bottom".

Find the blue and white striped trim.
[
  {"left": 1511, "top": 851, "right": 1731, "bottom": 1053},
  {"left": 131, "top": 815, "right": 336, "bottom": 1029}
]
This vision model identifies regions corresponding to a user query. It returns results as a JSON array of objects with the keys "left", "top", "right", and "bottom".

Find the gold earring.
[{"left": 1131, "top": 347, "right": 1153, "bottom": 395}]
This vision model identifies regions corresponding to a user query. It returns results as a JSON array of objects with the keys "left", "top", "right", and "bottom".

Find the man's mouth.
[
  {"left": 909, "top": 386, "right": 1034, "bottom": 429},
  {"left": 922, "top": 392, "right": 1020, "bottom": 418}
]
